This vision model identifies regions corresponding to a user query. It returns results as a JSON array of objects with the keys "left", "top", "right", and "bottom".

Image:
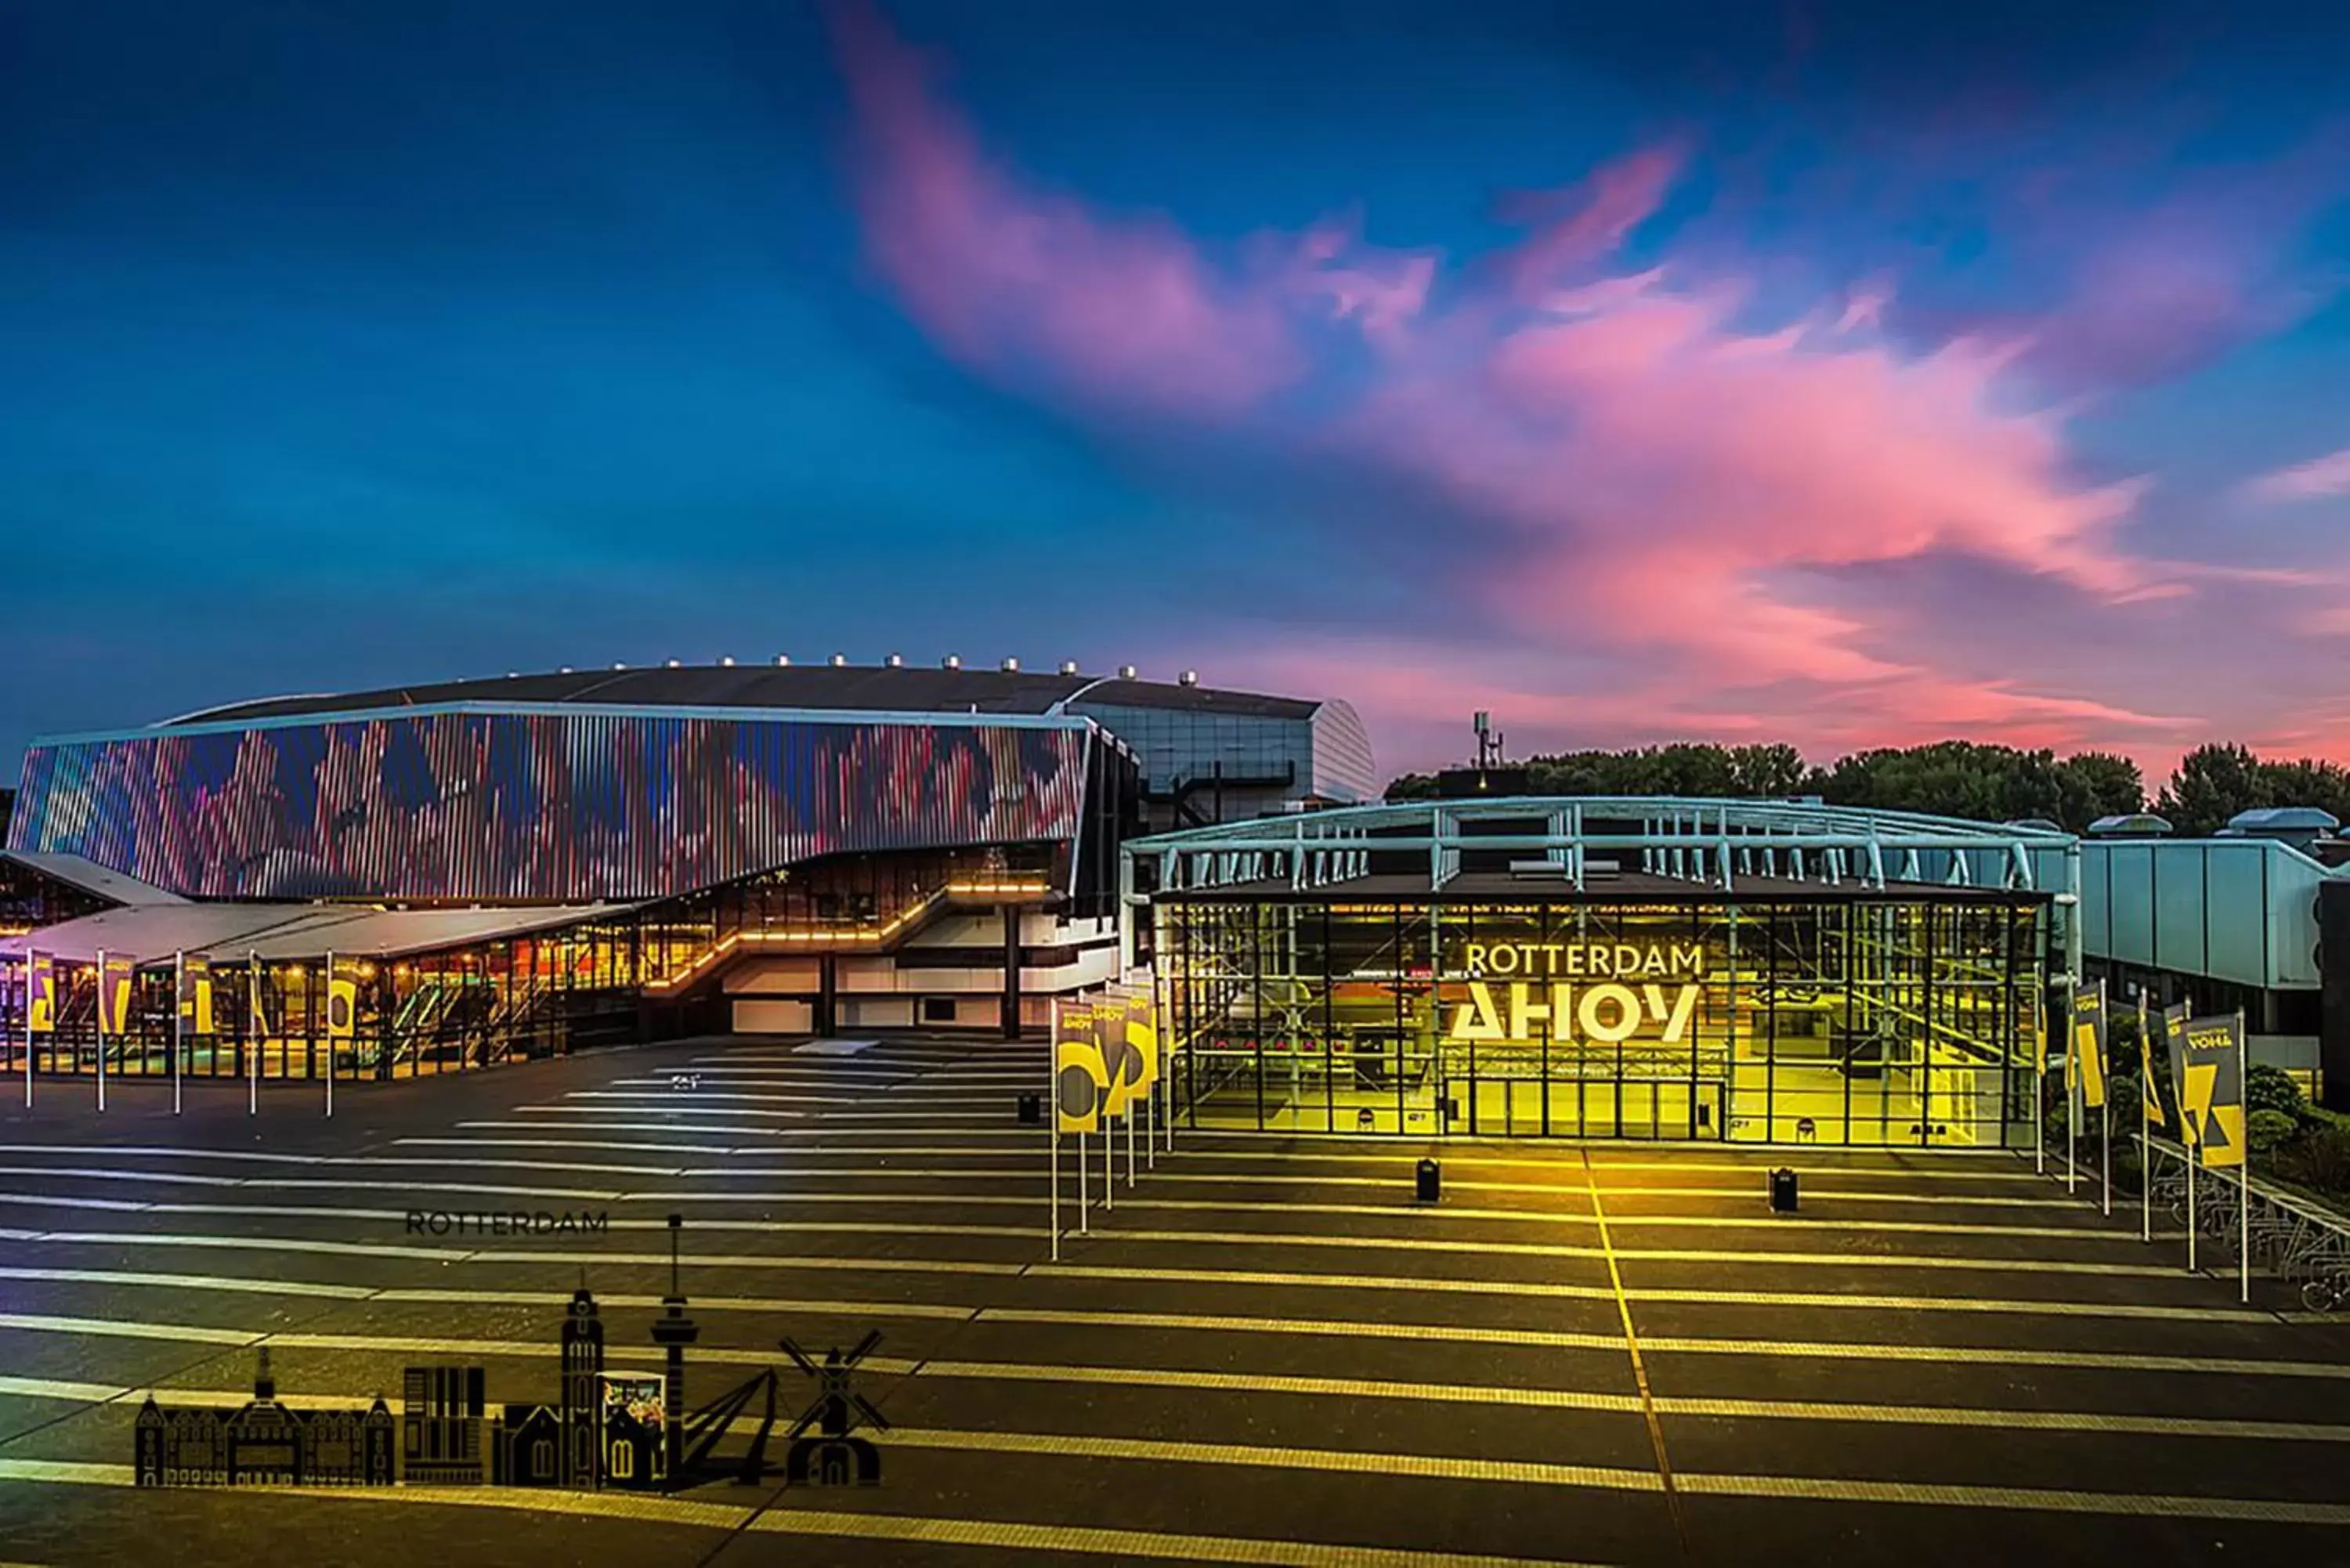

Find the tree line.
[{"left": 1383, "top": 741, "right": 2350, "bottom": 837}]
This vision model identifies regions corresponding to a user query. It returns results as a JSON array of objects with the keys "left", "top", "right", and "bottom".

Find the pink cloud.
[
  {"left": 830, "top": 6, "right": 2349, "bottom": 775},
  {"left": 2245, "top": 446, "right": 2350, "bottom": 502},
  {"left": 826, "top": 1, "right": 1434, "bottom": 416},
  {"left": 1492, "top": 145, "right": 1687, "bottom": 299}
]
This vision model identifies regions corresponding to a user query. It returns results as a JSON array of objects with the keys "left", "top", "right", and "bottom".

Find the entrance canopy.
[{"left": 0, "top": 901, "right": 624, "bottom": 967}]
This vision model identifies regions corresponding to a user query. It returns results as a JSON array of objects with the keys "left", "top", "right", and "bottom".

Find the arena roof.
[
  {"left": 166, "top": 665, "right": 1323, "bottom": 726},
  {"left": 1126, "top": 795, "right": 2077, "bottom": 902}
]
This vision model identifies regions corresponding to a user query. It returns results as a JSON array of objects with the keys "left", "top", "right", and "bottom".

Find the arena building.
[
  {"left": 0, "top": 659, "right": 1372, "bottom": 1082},
  {"left": 1122, "top": 796, "right": 2077, "bottom": 1146}
]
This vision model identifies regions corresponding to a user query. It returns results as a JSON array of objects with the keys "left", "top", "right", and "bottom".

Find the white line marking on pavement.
[{"left": 2, "top": 1231, "right": 1024, "bottom": 1276}]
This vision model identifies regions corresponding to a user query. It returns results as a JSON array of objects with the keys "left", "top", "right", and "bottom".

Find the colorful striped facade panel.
[{"left": 8, "top": 710, "right": 1093, "bottom": 902}]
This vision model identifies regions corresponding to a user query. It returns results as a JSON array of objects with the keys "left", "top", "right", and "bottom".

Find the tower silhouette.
[{"left": 561, "top": 1279, "right": 605, "bottom": 1488}]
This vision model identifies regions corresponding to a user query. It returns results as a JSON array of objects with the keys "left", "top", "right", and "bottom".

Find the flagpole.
[
  {"left": 2186, "top": 1141, "right": 2198, "bottom": 1275},
  {"left": 1049, "top": 1001, "right": 1061, "bottom": 1263},
  {"left": 21, "top": 956, "right": 32, "bottom": 1109},
  {"left": 324, "top": 952, "right": 334, "bottom": 1121},
  {"left": 96, "top": 950, "right": 107, "bottom": 1114},
  {"left": 173, "top": 950, "right": 185, "bottom": 1118},
  {"left": 2138, "top": 993, "right": 2150, "bottom": 1243},
  {"left": 2033, "top": 980, "right": 2045, "bottom": 1177},
  {"left": 1104, "top": 1096, "right": 1115, "bottom": 1211},
  {"left": 2099, "top": 978, "right": 2110, "bottom": 1217},
  {"left": 2063, "top": 974, "right": 2077, "bottom": 1194},
  {"left": 2238, "top": 1006, "right": 2250, "bottom": 1305},
  {"left": 249, "top": 951, "right": 261, "bottom": 1118}
]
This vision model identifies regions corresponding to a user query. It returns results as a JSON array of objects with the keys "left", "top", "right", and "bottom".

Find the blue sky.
[{"left": 6, "top": 1, "right": 2350, "bottom": 782}]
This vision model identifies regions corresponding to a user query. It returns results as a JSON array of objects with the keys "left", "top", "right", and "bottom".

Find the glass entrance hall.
[{"left": 1128, "top": 797, "right": 2073, "bottom": 1149}]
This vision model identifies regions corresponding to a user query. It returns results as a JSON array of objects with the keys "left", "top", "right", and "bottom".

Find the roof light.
[
  {"left": 1118, "top": 664, "right": 1138, "bottom": 679},
  {"left": 665, "top": 658, "right": 683, "bottom": 668},
  {"left": 1001, "top": 656, "right": 1020, "bottom": 673},
  {"left": 1058, "top": 660, "right": 1079, "bottom": 676},
  {"left": 885, "top": 652, "right": 904, "bottom": 668},
  {"left": 943, "top": 655, "right": 962, "bottom": 670},
  {"left": 830, "top": 653, "right": 848, "bottom": 667},
  {"left": 720, "top": 656, "right": 736, "bottom": 667},
  {"left": 1179, "top": 670, "right": 1198, "bottom": 687},
  {"left": 775, "top": 654, "right": 790, "bottom": 667}
]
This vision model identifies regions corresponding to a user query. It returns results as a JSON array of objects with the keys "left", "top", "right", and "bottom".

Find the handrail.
[{"left": 2136, "top": 1132, "right": 2350, "bottom": 1309}]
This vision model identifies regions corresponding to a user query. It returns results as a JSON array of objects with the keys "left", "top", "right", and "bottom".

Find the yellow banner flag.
[
  {"left": 2071, "top": 987, "right": 2107, "bottom": 1110},
  {"left": 99, "top": 956, "right": 135, "bottom": 1037},
  {"left": 2031, "top": 984, "right": 2048, "bottom": 1075},
  {"left": 2179, "top": 1014, "right": 2245, "bottom": 1169},
  {"left": 28, "top": 952, "right": 56, "bottom": 1035},
  {"left": 325, "top": 957, "right": 360, "bottom": 1041},
  {"left": 1124, "top": 990, "right": 1159, "bottom": 1097},
  {"left": 1053, "top": 1003, "right": 1106, "bottom": 1134},
  {"left": 179, "top": 955, "right": 215, "bottom": 1035}
]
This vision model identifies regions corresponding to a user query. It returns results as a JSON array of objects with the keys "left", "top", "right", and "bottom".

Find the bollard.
[
  {"left": 1769, "top": 1167, "right": 1799, "bottom": 1214},
  {"left": 1016, "top": 1092, "right": 1042, "bottom": 1125},
  {"left": 1416, "top": 1158, "right": 1441, "bottom": 1205}
]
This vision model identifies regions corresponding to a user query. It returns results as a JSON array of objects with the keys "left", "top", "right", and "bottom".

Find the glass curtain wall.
[{"left": 1165, "top": 894, "right": 2044, "bottom": 1147}]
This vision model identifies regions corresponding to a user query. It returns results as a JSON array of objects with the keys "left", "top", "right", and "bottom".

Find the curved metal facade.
[{"left": 9, "top": 705, "right": 1093, "bottom": 903}]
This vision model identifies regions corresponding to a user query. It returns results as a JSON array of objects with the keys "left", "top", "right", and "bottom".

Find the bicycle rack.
[{"left": 2138, "top": 1133, "right": 2350, "bottom": 1312}]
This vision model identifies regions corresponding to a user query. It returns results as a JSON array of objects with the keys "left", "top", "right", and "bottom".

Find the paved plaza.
[{"left": 0, "top": 1036, "right": 2346, "bottom": 1566}]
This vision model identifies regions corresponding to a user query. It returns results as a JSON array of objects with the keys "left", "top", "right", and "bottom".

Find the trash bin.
[
  {"left": 1016, "top": 1092, "right": 1042, "bottom": 1125},
  {"left": 1769, "top": 1167, "right": 1799, "bottom": 1213},
  {"left": 1416, "top": 1158, "right": 1441, "bottom": 1204}
]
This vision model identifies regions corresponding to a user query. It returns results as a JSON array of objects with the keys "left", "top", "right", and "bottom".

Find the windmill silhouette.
[{"left": 780, "top": 1331, "right": 889, "bottom": 1487}]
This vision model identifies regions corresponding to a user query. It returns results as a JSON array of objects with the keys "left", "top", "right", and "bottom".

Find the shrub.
[
  {"left": 2272, "top": 1122, "right": 2350, "bottom": 1198},
  {"left": 2249, "top": 1108, "right": 2298, "bottom": 1155},
  {"left": 2246, "top": 1064, "right": 2306, "bottom": 1118}
]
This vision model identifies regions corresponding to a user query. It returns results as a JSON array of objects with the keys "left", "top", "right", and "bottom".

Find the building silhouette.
[
  {"left": 560, "top": 1283, "right": 604, "bottom": 1487},
  {"left": 401, "top": 1365, "right": 486, "bottom": 1485},
  {"left": 490, "top": 1404, "right": 565, "bottom": 1487},
  {"left": 134, "top": 1349, "right": 392, "bottom": 1487}
]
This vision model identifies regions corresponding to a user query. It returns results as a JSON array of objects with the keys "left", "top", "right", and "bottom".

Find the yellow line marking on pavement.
[
  {"left": 884, "top": 1426, "right": 1668, "bottom": 1491},
  {"left": 1110, "top": 1199, "right": 2138, "bottom": 1241},
  {"left": 975, "top": 1307, "right": 2350, "bottom": 1378},
  {"left": 743, "top": 1508, "right": 1615, "bottom": 1567},
  {"left": 1033, "top": 1264, "right": 2265, "bottom": 1320},
  {"left": 1171, "top": 1145, "right": 2037, "bottom": 1175},
  {"left": 1584, "top": 1147, "right": 1690, "bottom": 1561},
  {"left": 371, "top": 1288, "right": 977, "bottom": 1321},
  {"left": 1673, "top": 1472, "right": 2350, "bottom": 1526},
  {"left": 1152, "top": 1172, "right": 2081, "bottom": 1208},
  {"left": 1650, "top": 1396, "right": 2350, "bottom": 1441},
  {"left": 1086, "top": 1226, "right": 2178, "bottom": 1276},
  {"left": 1640, "top": 1336, "right": 2350, "bottom": 1378},
  {"left": 0, "top": 1458, "right": 754, "bottom": 1525},
  {"left": 912, "top": 1360, "right": 1646, "bottom": 1413},
  {"left": 978, "top": 1306, "right": 1640, "bottom": 1353}
]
